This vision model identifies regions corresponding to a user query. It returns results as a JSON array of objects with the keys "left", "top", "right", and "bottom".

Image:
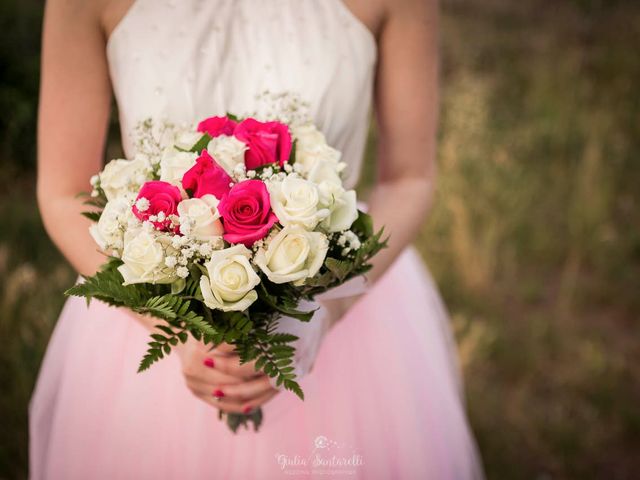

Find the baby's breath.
[
  {"left": 135, "top": 197, "right": 150, "bottom": 212},
  {"left": 245, "top": 90, "right": 312, "bottom": 127},
  {"left": 176, "top": 266, "right": 189, "bottom": 278}
]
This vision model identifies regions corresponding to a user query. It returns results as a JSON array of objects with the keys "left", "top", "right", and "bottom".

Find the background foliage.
[{"left": 1, "top": 0, "right": 639, "bottom": 478}]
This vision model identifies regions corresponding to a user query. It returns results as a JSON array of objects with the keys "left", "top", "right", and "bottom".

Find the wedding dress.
[{"left": 30, "top": 1, "right": 484, "bottom": 478}]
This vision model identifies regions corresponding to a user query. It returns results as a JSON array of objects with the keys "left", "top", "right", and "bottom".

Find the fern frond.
[
  {"left": 182, "top": 311, "right": 217, "bottom": 336},
  {"left": 65, "top": 265, "right": 146, "bottom": 307}
]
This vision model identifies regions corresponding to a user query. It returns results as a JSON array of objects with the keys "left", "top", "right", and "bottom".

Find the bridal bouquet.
[{"left": 67, "top": 113, "right": 386, "bottom": 432}]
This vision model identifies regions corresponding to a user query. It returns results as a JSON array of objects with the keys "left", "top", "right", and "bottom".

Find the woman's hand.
[
  {"left": 126, "top": 295, "right": 359, "bottom": 415},
  {"left": 176, "top": 339, "right": 279, "bottom": 414}
]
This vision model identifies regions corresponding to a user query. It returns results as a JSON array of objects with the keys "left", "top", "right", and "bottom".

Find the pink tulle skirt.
[{"left": 29, "top": 248, "right": 483, "bottom": 479}]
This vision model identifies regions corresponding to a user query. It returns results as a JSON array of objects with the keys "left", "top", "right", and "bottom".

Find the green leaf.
[
  {"left": 223, "top": 408, "right": 263, "bottom": 433},
  {"left": 257, "top": 283, "right": 315, "bottom": 322},
  {"left": 351, "top": 210, "right": 374, "bottom": 237},
  {"left": 252, "top": 161, "right": 285, "bottom": 176},
  {"left": 171, "top": 278, "right": 186, "bottom": 294},
  {"left": 269, "top": 333, "right": 299, "bottom": 344},
  {"left": 302, "top": 270, "right": 335, "bottom": 290},
  {"left": 138, "top": 348, "right": 163, "bottom": 372},
  {"left": 284, "top": 379, "right": 305, "bottom": 400},
  {"left": 65, "top": 263, "right": 146, "bottom": 308},
  {"left": 183, "top": 311, "right": 217, "bottom": 336},
  {"left": 78, "top": 191, "right": 108, "bottom": 209},
  {"left": 255, "top": 356, "right": 267, "bottom": 371},
  {"left": 288, "top": 139, "right": 297, "bottom": 165},
  {"left": 142, "top": 296, "right": 179, "bottom": 320},
  {"left": 81, "top": 211, "right": 101, "bottom": 222},
  {"left": 324, "top": 257, "right": 351, "bottom": 283},
  {"left": 270, "top": 345, "right": 294, "bottom": 356},
  {"left": 276, "top": 358, "right": 293, "bottom": 367},
  {"left": 189, "top": 133, "right": 212, "bottom": 153},
  {"left": 100, "top": 256, "right": 124, "bottom": 272},
  {"left": 155, "top": 325, "right": 174, "bottom": 336}
]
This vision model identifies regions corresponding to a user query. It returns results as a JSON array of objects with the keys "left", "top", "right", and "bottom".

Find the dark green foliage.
[{"left": 301, "top": 211, "right": 387, "bottom": 297}]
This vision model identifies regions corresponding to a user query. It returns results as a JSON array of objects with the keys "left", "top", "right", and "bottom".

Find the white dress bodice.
[{"left": 106, "top": 0, "right": 377, "bottom": 188}]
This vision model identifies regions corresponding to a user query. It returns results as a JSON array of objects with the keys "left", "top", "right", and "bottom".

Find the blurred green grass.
[
  {"left": 421, "top": 1, "right": 640, "bottom": 478},
  {"left": 1, "top": 0, "right": 640, "bottom": 479}
]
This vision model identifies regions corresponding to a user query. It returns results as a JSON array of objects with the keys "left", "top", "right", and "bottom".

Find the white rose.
[
  {"left": 177, "top": 194, "right": 224, "bottom": 241},
  {"left": 206, "top": 135, "right": 247, "bottom": 174},
  {"left": 118, "top": 229, "right": 177, "bottom": 285},
  {"left": 292, "top": 124, "right": 342, "bottom": 173},
  {"left": 292, "top": 123, "right": 327, "bottom": 146},
  {"left": 99, "top": 157, "right": 150, "bottom": 201},
  {"left": 255, "top": 225, "right": 328, "bottom": 285},
  {"left": 89, "top": 198, "right": 131, "bottom": 251},
  {"left": 308, "top": 168, "right": 358, "bottom": 233},
  {"left": 199, "top": 244, "right": 260, "bottom": 312},
  {"left": 174, "top": 130, "right": 202, "bottom": 151},
  {"left": 159, "top": 147, "right": 197, "bottom": 185},
  {"left": 320, "top": 188, "right": 358, "bottom": 233},
  {"left": 307, "top": 158, "right": 343, "bottom": 186},
  {"left": 296, "top": 143, "right": 342, "bottom": 174},
  {"left": 268, "top": 176, "right": 330, "bottom": 229}
]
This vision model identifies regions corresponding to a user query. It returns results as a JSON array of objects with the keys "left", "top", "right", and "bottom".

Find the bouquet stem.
[{"left": 220, "top": 408, "right": 263, "bottom": 433}]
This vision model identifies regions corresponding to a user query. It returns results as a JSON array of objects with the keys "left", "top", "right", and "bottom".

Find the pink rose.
[
  {"left": 234, "top": 118, "right": 292, "bottom": 169},
  {"left": 197, "top": 116, "right": 237, "bottom": 137},
  {"left": 132, "top": 181, "right": 182, "bottom": 231},
  {"left": 182, "top": 150, "right": 233, "bottom": 199},
  {"left": 218, "top": 180, "right": 278, "bottom": 246}
]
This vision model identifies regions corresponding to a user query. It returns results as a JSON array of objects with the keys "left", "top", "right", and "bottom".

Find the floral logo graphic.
[{"left": 314, "top": 435, "right": 329, "bottom": 449}]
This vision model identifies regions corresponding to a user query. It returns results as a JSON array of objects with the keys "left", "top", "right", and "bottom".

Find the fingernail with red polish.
[
  {"left": 243, "top": 406, "right": 252, "bottom": 414},
  {"left": 213, "top": 389, "right": 224, "bottom": 398},
  {"left": 203, "top": 358, "right": 215, "bottom": 368}
]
